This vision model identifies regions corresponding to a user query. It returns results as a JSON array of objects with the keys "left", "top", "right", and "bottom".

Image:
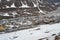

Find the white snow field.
[{"left": 0, "top": 23, "right": 60, "bottom": 40}]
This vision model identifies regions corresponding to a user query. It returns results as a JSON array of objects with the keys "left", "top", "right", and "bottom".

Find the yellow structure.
[{"left": 0, "top": 25, "right": 6, "bottom": 32}]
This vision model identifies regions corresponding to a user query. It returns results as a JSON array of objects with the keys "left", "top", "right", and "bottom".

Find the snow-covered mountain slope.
[{"left": 0, "top": 0, "right": 60, "bottom": 40}]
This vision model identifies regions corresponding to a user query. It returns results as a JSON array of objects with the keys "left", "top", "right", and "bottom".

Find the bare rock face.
[
  {"left": 26, "top": 0, "right": 34, "bottom": 7},
  {"left": 6, "top": 0, "right": 13, "bottom": 7},
  {"left": 14, "top": 0, "right": 22, "bottom": 8},
  {"left": 0, "top": 0, "right": 13, "bottom": 9}
]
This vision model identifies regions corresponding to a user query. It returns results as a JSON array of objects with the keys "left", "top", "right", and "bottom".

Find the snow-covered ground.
[{"left": 0, "top": 23, "right": 60, "bottom": 40}]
